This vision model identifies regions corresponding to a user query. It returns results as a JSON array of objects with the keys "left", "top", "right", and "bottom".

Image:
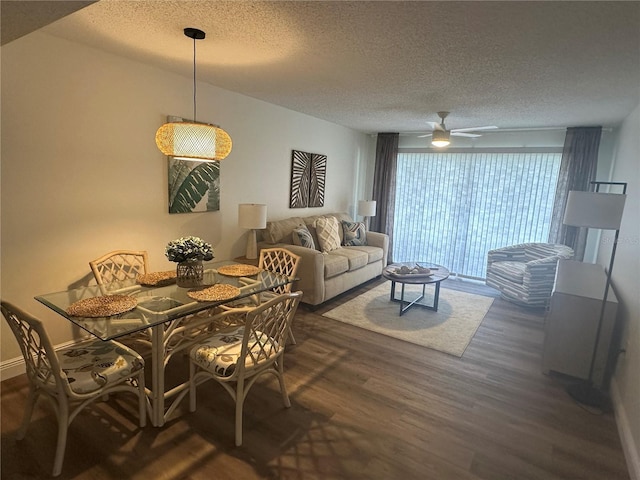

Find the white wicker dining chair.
[
  {"left": 89, "top": 250, "right": 149, "bottom": 287},
  {"left": 220, "top": 247, "right": 301, "bottom": 343},
  {"left": 1, "top": 301, "right": 146, "bottom": 477},
  {"left": 189, "top": 291, "right": 302, "bottom": 446}
]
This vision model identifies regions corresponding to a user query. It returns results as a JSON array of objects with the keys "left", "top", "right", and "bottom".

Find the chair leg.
[
  {"left": 52, "top": 397, "right": 70, "bottom": 477},
  {"left": 189, "top": 361, "right": 197, "bottom": 413},
  {"left": 287, "top": 326, "right": 297, "bottom": 345},
  {"left": 137, "top": 372, "right": 147, "bottom": 428},
  {"left": 276, "top": 360, "right": 291, "bottom": 408},
  {"left": 17, "top": 385, "right": 39, "bottom": 440},
  {"left": 235, "top": 379, "right": 245, "bottom": 447}
]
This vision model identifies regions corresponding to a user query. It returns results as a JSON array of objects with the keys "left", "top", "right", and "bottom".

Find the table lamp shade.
[
  {"left": 238, "top": 204, "right": 267, "bottom": 229},
  {"left": 563, "top": 191, "right": 626, "bottom": 230},
  {"left": 358, "top": 200, "right": 377, "bottom": 218}
]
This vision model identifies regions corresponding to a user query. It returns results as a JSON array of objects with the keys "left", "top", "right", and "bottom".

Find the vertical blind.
[{"left": 394, "top": 150, "right": 562, "bottom": 278}]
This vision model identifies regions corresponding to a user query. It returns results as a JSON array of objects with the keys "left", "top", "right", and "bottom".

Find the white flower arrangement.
[{"left": 165, "top": 236, "right": 214, "bottom": 263}]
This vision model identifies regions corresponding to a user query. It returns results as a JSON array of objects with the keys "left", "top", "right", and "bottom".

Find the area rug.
[{"left": 322, "top": 283, "right": 494, "bottom": 357}]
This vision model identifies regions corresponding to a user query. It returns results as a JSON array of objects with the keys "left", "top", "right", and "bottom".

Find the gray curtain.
[
  {"left": 371, "top": 132, "right": 399, "bottom": 263},
  {"left": 548, "top": 126, "right": 602, "bottom": 260}
]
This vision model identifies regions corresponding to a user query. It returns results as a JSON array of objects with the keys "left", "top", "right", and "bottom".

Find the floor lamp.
[
  {"left": 358, "top": 200, "right": 377, "bottom": 230},
  {"left": 238, "top": 204, "right": 267, "bottom": 259},
  {"left": 562, "top": 181, "right": 627, "bottom": 408}
]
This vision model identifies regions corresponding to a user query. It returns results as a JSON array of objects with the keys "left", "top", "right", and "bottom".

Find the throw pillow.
[
  {"left": 342, "top": 221, "right": 367, "bottom": 246},
  {"left": 292, "top": 225, "right": 317, "bottom": 250},
  {"left": 315, "top": 216, "right": 341, "bottom": 253}
]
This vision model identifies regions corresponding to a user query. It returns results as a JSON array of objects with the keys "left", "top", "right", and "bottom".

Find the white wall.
[
  {"left": 0, "top": 32, "right": 371, "bottom": 370},
  {"left": 604, "top": 103, "right": 640, "bottom": 479}
]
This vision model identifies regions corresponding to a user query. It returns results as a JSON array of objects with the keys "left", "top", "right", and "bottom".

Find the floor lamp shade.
[
  {"left": 239, "top": 204, "right": 267, "bottom": 259},
  {"left": 562, "top": 187, "right": 627, "bottom": 408},
  {"left": 563, "top": 191, "right": 626, "bottom": 229},
  {"left": 357, "top": 200, "right": 377, "bottom": 218}
]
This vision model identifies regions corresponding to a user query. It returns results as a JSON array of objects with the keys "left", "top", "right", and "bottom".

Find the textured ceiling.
[{"left": 10, "top": 1, "right": 640, "bottom": 134}]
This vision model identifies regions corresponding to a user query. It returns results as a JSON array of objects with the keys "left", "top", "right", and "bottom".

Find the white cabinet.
[{"left": 542, "top": 259, "right": 618, "bottom": 388}]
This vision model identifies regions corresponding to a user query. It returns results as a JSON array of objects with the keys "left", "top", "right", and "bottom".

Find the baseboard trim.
[
  {"left": 0, "top": 356, "right": 26, "bottom": 381},
  {"left": 611, "top": 377, "right": 640, "bottom": 480}
]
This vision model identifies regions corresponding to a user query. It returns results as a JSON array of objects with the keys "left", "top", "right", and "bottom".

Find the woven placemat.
[
  {"left": 217, "top": 264, "right": 261, "bottom": 277},
  {"left": 187, "top": 284, "right": 241, "bottom": 302},
  {"left": 66, "top": 295, "right": 137, "bottom": 317},
  {"left": 137, "top": 270, "right": 177, "bottom": 287}
]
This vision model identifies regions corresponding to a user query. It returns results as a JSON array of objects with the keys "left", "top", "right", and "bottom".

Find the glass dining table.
[{"left": 35, "top": 261, "right": 295, "bottom": 427}]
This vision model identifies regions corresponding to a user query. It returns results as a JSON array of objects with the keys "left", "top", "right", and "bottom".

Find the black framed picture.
[{"left": 290, "top": 150, "right": 326, "bottom": 208}]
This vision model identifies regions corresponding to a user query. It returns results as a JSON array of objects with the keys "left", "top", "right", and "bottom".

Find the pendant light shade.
[
  {"left": 155, "top": 27, "right": 232, "bottom": 161},
  {"left": 155, "top": 121, "right": 232, "bottom": 160}
]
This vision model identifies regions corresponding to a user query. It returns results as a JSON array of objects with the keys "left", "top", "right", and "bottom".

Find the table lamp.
[
  {"left": 238, "top": 203, "right": 267, "bottom": 259},
  {"left": 562, "top": 182, "right": 627, "bottom": 408},
  {"left": 358, "top": 200, "right": 377, "bottom": 230}
]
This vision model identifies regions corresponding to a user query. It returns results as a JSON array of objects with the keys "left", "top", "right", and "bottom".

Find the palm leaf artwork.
[
  {"left": 290, "top": 150, "right": 311, "bottom": 208},
  {"left": 309, "top": 153, "right": 326, "bottom": 207},
  {"left": 168, "top": 158, "right": 220, "bottom": 214}
]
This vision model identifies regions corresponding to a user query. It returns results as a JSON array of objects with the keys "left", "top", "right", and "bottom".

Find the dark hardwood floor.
[{"left": 1, "top": 278, "right": 630, "bottom": 479}]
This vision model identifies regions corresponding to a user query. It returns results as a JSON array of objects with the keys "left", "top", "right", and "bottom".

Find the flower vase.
[{"left": 176, "top": 259, "right": 204, "bottom": 288}]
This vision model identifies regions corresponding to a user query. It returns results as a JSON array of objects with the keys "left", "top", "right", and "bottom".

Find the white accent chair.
[{"left": 486, "top": 243, "right": 574, "bottom": 307}]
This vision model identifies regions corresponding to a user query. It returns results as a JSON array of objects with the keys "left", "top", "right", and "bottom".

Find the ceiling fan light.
[
  {"left": 431, "top": 130, "right": 450, "bottom": 147},
  {"left": 155, "top": 121, "right": 232, "bottom": 161}
]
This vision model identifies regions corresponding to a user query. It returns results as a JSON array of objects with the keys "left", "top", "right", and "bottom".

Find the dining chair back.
[
  {"left": 1, "top": 301, "right": 147, "bottom": 477},
  {"left": 89, "top": 250, "right": 149, "bottom": 287},
  {"left": 188, "top": 291, "right": 302, "bottom": 446},
  {"left": 258, "top": 247, "right": 301, "bottom": 294}
]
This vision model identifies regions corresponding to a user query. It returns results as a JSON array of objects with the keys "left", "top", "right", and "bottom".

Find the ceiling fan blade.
[
  {"left": 451, "top": 132, "right": 482, "bottom": 138},
  {"left": 451, "top": 125, "right": 498, "bottom": 133},
  {"left": 417, "top": 133, "right": 433, "bottom": 138}
]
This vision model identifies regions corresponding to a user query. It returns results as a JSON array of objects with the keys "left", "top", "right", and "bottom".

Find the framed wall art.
[
  {"left": 289, "top": 149, "right": 326, "bottom": 208},
  {"left": 168, "top": 157, "right": 220, "bottom": 214}
]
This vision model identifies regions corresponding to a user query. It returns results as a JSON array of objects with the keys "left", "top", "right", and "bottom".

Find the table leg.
[
  {"left": 150, "top": 324, "right": 165, "bottom": 427},
  {"left": 388, "top": 280, "right": 441, "bottom": 315},
  {"left": 433, "top": 281, "right": 441, "bottom": 312}
]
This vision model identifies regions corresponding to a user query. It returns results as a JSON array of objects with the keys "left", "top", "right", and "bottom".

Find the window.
[{"left": 394, "top": 150, "right": 562, "bottom": 279}]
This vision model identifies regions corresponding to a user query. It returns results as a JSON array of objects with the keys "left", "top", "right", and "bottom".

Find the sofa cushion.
[
  {"left": 490, "top": 261, "right": 526, "bottom": 284},
  {"left": 329, "top": 247, "right": 369, "bottom": 271},
  {"left": 315, "top": 216, "right": 341, "bottom": 253},
  {"left": 346, "top": 245, "right": 383, "bottom": 264},
  {"left": 292, "top": 225, "right": 317, "bottom": 250},
  {"left": 305, "top": 213, "right": 353, "bottom": 244},
  {"left": 342, "top": 220, "right": 367, "bottom": 246},
  {"left": 263, "top": 216, "right": 305, "bottom": 244},
  {"left": 323, "top": 253, "right": 349, "bottom": 279}
]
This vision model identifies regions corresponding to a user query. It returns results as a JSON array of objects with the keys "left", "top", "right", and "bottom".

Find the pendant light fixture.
[{"left": 155, "top": 27, "right": 232, "bottom": 161}]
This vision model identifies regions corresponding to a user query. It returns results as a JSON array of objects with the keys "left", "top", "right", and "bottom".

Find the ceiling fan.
[{"left": 419, "top": 111, "right": 498, "bottom": 147}]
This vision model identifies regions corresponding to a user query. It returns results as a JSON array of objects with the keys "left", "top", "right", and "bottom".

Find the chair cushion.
[
  {"left": 342, "top": 221, "right": 367, "bottom": 246},
  {"left": 315, "top": 216, "right": 341, "bottom": 253},
  {"left": 291, "top": 225, "right": 317, "bottom": 250},
  {"left": 190, "top": 326, "right": 280, "bottom": 377},
  {"left": 57, "top": 339, "right": 144, "bottom": 394},
  {"left": 489, "top": 261, "right": 526, "bottom": 284}
]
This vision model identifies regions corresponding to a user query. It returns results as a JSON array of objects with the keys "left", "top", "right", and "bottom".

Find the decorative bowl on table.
[{"left": 387, "top": 264, "right": 433, "bottom": 278}]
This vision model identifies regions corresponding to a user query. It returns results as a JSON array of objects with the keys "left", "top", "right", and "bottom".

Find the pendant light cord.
[{"left": 192, "top": 35, "right": 197, "bottom": 122}]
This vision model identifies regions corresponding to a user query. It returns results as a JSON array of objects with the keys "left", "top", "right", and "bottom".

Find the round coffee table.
[{"left": 382, "top": 262, "right": 451, "bottom": 316}]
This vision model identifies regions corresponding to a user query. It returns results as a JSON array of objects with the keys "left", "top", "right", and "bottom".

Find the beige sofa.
[{"left": 258, "top": 212, "right": 389, "bottom": 306}]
